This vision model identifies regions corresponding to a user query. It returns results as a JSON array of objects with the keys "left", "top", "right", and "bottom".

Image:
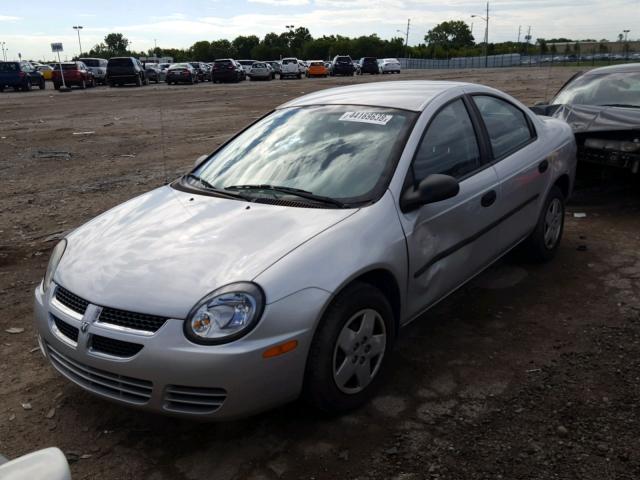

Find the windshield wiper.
[
  {"left": 598, "top": 103, "right": 640, "bottom": 109},
  {"left": 224, "top": 184, "right": 345, "bottom": 208},
  {"left": 183, "top": 174, "right": 249, "bottom": 201}
]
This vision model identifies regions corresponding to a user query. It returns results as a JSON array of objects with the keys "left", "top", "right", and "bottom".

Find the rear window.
[
  {"left": 108, "top": 58, "right": 133, "bottom": 67},
  {"left": 170, "top": 63, "right": 189, "bottom": 69},
  {"left": 362, "top": 58, "right": 377, "bottom": 64},
  {"left": 0, "top": 62, "right": 20, "bottom": 72},
  {"left": 336, "top": 57, "right": 351, "bottom": 63},
  {"left": 252, "top": 63, "right": 267, "bottom": 68},
  {"left": 81, "top": 59, "right": 100, "bottom": 67},
  {"left": 282, "top": 59, "right": 297, "bottom": 65},
  {"left": 60, "top": 63, "right": 79, "bottom": 70},
  {"left": 214, "top": 60, "right": 232, "bottom": 66},
  {"left": 310, "top": 62, "right": 324, "bottom": 67}
]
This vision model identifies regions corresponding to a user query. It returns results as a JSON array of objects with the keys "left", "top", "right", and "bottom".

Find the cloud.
[{"left": 248, "top": 0, "right": 309, "bottom": 4}]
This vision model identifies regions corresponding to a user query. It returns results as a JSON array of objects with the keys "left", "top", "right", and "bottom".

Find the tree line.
[{"left": 81, "top": 24, "right": 628, "bottom": 62}]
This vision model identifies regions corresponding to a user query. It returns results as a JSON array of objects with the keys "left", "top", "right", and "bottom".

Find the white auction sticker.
[{"left": 339, "top": 111, "right": 393, "bottom": 125}]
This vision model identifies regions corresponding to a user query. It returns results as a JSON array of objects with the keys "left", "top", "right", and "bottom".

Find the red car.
[{"left": 52, "top": 62, "right": 96, "bottom": 90}]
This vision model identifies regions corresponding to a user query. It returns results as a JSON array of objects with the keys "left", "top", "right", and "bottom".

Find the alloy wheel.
[
  {"left": 332, "top": 309, "right": 387, "bottom": 394},
  {"left": 544, "top": 198, "right": 563, "bottom": 249}
]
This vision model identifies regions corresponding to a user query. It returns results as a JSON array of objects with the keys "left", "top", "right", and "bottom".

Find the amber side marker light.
[{"left": 263, "top": 340, "right": 298, "bottom": 358}]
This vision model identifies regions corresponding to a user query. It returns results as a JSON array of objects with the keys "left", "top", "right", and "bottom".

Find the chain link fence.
[{"left": 399, "top": 52, "right": 640, "bottom": 70}]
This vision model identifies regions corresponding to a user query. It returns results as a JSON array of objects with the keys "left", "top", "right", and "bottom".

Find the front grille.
[
  {"left": 46, "top": 343, "right": 152, "bottom": 404},
  {"left": 164, "top": 385, "right": 227, "bottom": 414},
  {"left": 52, "top": 315, "right": 79, "bottom": 342},
  {"left": 90, "top": 334, "right": 143, "bottom": 358},
  {"left": 55, "top": 286, "right": 89, "bottom": 315},
  {"left": 99, "top": 307, "right": 167, "bottom": 333}
]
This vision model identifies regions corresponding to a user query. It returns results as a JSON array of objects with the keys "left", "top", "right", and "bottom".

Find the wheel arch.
[{"left": 553, "top": 173, "right": 571, "bottom": 199}]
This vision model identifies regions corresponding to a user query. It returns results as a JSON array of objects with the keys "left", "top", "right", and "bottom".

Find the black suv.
[
  {"left": 106, "top": 57, "right": 147, "bottom": 87},
  {"left": 358, "top": 57, "right": 379, "bottom": 75},
  {"left": 330, "top": 55, "right": 355, "bottom": 76},
  {"left": 211, "top": 59, "right": 244, "bottom": 83}
]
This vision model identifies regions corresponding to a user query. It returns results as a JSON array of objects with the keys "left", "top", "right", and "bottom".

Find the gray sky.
[{"left": 1, "top": 0, "right": 639, "bottom": 60}]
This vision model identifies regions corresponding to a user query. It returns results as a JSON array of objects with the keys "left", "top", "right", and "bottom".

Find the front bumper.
[{"left": 34, "top": 283, "right": 330, "bottom": 420}]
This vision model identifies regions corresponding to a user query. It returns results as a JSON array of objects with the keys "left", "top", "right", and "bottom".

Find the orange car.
[{"left": 307, "top": 60, "right": 328, "bottom": 78}]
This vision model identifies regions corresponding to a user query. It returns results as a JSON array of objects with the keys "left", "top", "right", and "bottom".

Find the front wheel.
[
  {"left": 304, "top": 282, "right": 395, "bottom": 413},
  {"left": 39, "top": 80, "right": 46, "bottom": 90},
  {"left": 23, "top": 79, "right": 32, "bottom": 91},
  {"left": 521, "top": 185, "right": 565, "bottom": 263}
]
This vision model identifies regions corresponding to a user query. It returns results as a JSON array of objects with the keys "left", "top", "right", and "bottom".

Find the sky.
[{"left": 1, "top": 0, "right": 639, "bottom": 60}]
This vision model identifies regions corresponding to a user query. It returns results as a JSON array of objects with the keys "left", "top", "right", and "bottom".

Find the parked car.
[
  {"left": 280, "top": 57, "right": 303, "bottom": 79},
  {"left": 0, "top": 61, "right": 46, "bottom": 91},
  {"left": 298, "top": 60, "right": 308, "bottom": 77},
  {"left": 106, "top": 57, "right": 147, "bottom": 87},
  {"left": 331, "top": 55, "right": 355, "bottom": 76},
  {"left": 34, "top": 81, "right": 576, "bottom": 420},
  {"left": 531, "top": 63, "right": 640, "bottom": 175},
  {"left": 211, "top": 58, "right": 244, "bottom": 83},
  {"left": 79, "top": 58, "right": 108, "bottom": 84},
  {"left": 237, "top": 60, "right": 255, "bottom": 78},
  {"left": 248, "top": 62, "right": 273, "bottom": 81},
  {"left": 267, "top": 61, "right": 282, "bottom": 76},
  {"left": 358, "top": 57, "right": 380, "bottom": 75},
  {"left": 144, "top": 64, "right": 161, "bottom": 83},
  {"left": 52, "top": 62, "right": 95, "bottom": 90},
  {"left": 189, "top": 62, "right": 208, "bottom": 82},
  {"left": 166, "top": 63, "right": 199, "bottom": 85},
  {"left": 157, "top": 63, "right": 171, "bottom": 81},
  {"left": 379, "top": 58, "right": 401, "bottom": 74},
  {"left": 36, "top": 64, "right": 54, "bottom": 81},
  {"left": 307, "top": 60, "right": 329, "bottom": 78}
]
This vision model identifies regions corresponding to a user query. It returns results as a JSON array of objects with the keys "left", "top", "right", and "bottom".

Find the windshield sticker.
[{"left": 339, "top": 112, "right": 393, "bottom": 126}]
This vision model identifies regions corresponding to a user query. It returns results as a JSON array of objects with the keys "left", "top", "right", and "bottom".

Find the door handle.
[
  {"left": 481, "top": 190, "right": 497, "bottom": 207},
  {"left": 538, "top": 159, "right": 549, "bottom": 173}
]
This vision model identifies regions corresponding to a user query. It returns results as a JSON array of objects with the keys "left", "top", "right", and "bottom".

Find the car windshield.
[
  {"left": 552, "top": 71, "right": 640, "bottom": 107},
  {"left": 81, "top": 59, "right": 100, "bottom": 67},
  {"left": 108, "top": 58, "right": 132, "bottom": 67},
  {"left": 60, "top": 63, "right": 79, "bottom": 70},
  {"left": 191, "top": 105, "right": 416, "bottom": 203}
]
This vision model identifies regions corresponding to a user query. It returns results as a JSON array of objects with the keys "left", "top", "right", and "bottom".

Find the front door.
[{"left": 397, "top": 97, "right": 504, "bottom": 320}]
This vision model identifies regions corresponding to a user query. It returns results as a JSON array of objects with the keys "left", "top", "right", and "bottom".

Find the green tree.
[
  {"left": 232, "top": 35, "right": 260, "bottom": 58},
  {"left": 425, "top": 21, "right": 475, "bottom": 50},
  {"left": 104, "top": 33, "right": 130, "bottom": 55},
  {"left": 191, "top": 41, "right": 212, "bottom": 61},
  {"left": 210, "top": 39, "right": 235, "bottom": 59}
]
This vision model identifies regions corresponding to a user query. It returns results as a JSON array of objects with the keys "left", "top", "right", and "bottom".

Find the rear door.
[
  {"left": 399, "top": 97, "right": 504, "bottom": 319},
  {"left": 468, "top": 94, "right": 546, "bottom": 251}
]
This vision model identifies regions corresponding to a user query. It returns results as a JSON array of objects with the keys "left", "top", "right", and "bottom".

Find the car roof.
[
  {"left": 583, "top": 62, "right": 640, "bottom": 75},
  {"left": 278, "top": 80, "right": 472, "bottom": 112}
]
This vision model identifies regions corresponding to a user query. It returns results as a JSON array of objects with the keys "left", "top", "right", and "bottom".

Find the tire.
[
  {"left": 23, "top": 79, "right": 32, "bottom": 92},
  {"left": 0, "top": 85, "right": 4, "bottom": 92},
  {"left": 297, "top": 73, "right": 301, "bottom": 79},
  {"left": 144, "top": 77, "right": 149, "bottom": 86},
  {"left": 53, "top": 83, "right": 60, "bottom": 90},
  {"left": 521, "top": 185, "right": 565, "bottom": 263},
  {"left": 80, "top": 79, "right": 86, "bottom": 89},
  {"left": 304, "top": 282, "right": 395, "bottom": 413},
  {"left": 136, "top": 76, "right": 142, "bottom": 87},
  {"left": 39, "top": 80, "right": 46, "bottom": 90}
]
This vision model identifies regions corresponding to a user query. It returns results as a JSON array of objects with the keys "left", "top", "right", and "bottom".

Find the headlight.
[
  {"left": 43, "top": 239, "right": 67, "bottom": 293},
  {"left": 184, "top": 282, "right": 265, "bottom": 345}
]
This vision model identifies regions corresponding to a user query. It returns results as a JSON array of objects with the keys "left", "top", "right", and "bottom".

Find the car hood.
[
  {"left": 56, "top": 186, "right": 356, "bottom": 319},
  {"left": 551, "top": 104, "right": 640, "bottom": 133}
]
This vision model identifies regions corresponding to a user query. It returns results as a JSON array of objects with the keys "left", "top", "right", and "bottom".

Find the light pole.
[
  {"left": 73, "top": 25, "right": 83, "bottom": 57},
  {"left": 623, "top": 29, "right": 630, "bottom": 59},
  {"left": 471, "top": 2, "right": 490, "bottom": 67},
  {"left": 1, "top": 42, "right": 5, "bottom": 61}
]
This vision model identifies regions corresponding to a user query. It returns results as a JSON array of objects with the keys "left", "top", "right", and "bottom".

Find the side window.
[
  {"left": 473, "top": 95, "right": 534, "bottom": 159},
  {"left": 413, "top": 98, "right": 482, "bottom": 182}
]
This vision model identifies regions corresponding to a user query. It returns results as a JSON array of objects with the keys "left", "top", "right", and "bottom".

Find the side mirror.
[
  {"left": 194, "top": 154, "right": 208, "bottom": 167},
  {"left": 400, "top": 174, "right": 460, "bottom": 212},
  {"left": 534, "top": 100, "right": 546, "bottom": 106}
]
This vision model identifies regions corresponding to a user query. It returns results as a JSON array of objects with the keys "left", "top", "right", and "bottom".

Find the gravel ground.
[{"left": 1, "top": 67, "right": 639, "bottom": 479}]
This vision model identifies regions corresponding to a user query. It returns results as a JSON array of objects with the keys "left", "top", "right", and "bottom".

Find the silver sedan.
[{"left": 34, "top": 81, "right": 576, "bottom": 420}]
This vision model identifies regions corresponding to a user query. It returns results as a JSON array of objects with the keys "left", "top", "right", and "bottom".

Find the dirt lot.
[{"left": 1, "top": 67, "right": 639, "bottom": 480}]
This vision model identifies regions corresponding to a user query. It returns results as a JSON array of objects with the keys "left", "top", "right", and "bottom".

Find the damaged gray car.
[{"left": 532, "top": 63, "right": 640, "bottom": 174}]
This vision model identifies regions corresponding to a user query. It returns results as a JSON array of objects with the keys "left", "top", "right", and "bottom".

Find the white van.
[{"left": 280, "top": 57, "right": 303, "bottom": 79}]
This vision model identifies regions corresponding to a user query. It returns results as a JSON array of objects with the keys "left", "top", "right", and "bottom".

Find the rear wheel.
[
  {"left": 39, "top": 80, "right": 46, "bottom": 90},
  {"left": 522, "top": 186, "right": 565, "bottom": 262},
  {"left": 136, "top": 76, "right": 142, "bottom": 87},
  {"left": 304, "top": 282, "right": 395, "bottom": 413},
  {"left": 80, "top": 79, "right": 86, "bottom": 89},
  {"left": 53, "top": 83, "right": 60, "bottom": 90},
  {"left": 23, "top": 79, "right": 32, "bottom": 92},
  {"left": 0, "top": 85, "right": 4, "bottom": 92}
]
